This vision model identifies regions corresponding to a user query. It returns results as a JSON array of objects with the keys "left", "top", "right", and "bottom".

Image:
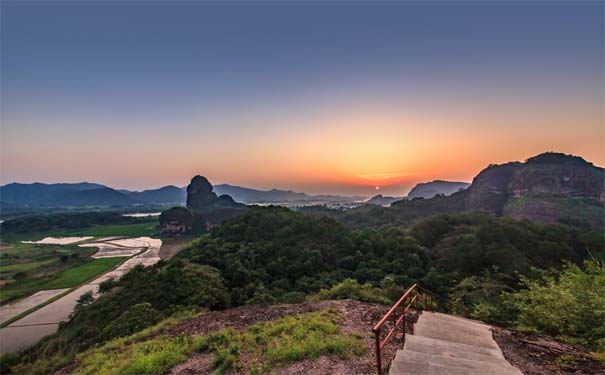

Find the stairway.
[{"left": 388, "top": 311, "right": 522, "bottom": 375}]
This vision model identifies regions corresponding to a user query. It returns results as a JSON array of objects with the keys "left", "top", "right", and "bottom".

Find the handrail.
[
  {"left": 371, "top": 283, "right": 435, "bottom": 375},
  {"left": 371, "top": 283, "right": 476, "bottom": 374}
]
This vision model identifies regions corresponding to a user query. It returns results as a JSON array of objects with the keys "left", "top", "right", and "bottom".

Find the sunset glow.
[{"left": 1, "top": 2, "right": 603, "bottom": 196}]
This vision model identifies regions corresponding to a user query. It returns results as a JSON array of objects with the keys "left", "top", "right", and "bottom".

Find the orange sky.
[{"left": 1, "top": 2, "right": 603, "bottom": 196}]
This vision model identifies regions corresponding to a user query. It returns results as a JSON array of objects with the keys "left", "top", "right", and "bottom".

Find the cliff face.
[
  {"left": 508, "top": 153, "right": 604, "bottom": 201},
  {"left": 464, "top": 152, "right": 604, "bottom": 227},
  {"left": 464, "top": 162, "right": 522, "bottom": 214}
]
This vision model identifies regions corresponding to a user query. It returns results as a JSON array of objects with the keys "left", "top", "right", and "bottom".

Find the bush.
[
  {"left": 101, "top": 303, "right": 163, "bottom": 340},
  {"left": 310, "top": 278, "right": 389, "bottom": 304},
  {"left": 508, "top": 259, "right": 605, "bottom": 350}
]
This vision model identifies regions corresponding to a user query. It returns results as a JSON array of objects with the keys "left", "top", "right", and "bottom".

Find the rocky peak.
[{"left": 186, "top": 175, "right": 218, "bottom": 210}]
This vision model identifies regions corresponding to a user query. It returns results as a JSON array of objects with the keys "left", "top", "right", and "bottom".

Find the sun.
[{"left": 375, "top": 186, "right": 380, "bottom": 190}]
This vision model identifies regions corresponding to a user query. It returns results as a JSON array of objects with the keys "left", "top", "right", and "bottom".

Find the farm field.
[
  {"left": 0, "top": 242, "right": 98, "bottom": 304},
  {"left": 51, "top": 222, "right": 158, "bottom": 237},
  {"left": 43, "top": 257, "right": 127, "bottom": 289},
  {"left": 0, "top": 219, "right": 159, "bottom": 305}
]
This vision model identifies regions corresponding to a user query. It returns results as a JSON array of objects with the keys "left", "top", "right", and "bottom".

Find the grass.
[
  {"left": 0, "top": 259, "right": 55, "bottom": 272},
  {"left": 0, "top": 243, "right": 98, "bottom": 304},
  {"left": 51, "top": 221, "right": 158, "bottom": 238},
  {"left": 43, "top": 257, "right": 126, "bottom": 289},
  {"left": 194, "top": 308, "right": 366, "bottom": 374},
  {"left": 15, "top": 308, "right": 366, "bottom": 375}
]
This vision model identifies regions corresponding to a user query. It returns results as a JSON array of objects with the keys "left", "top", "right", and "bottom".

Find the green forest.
[{"left": 5, "top": 206, "right": 603, "bottom": 373}]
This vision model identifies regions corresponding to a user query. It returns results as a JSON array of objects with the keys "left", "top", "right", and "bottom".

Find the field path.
[{"left": 0, "top": 237, "right": 161, "bottom": 356}]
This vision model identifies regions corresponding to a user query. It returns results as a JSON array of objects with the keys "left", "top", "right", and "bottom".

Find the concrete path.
[
  {"left": 389, "top": 311, "right": 522, "bottom": 375},
  {"left": 0, "top": 237, "right": 161, "bottom": 356}
]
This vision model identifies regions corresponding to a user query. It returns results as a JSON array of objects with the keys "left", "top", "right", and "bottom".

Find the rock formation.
[
  {"left": 186, "top": 176, "right": 218, "bottom": 211},
  {"left": 161, "top": 175, "right": 246, "bottom": 235}
]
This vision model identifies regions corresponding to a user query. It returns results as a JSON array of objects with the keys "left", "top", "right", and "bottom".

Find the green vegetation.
[
  {"left": 309, "top": 278, "right": 390, "bottom": 304},
  {"left": 194, "top": 308, "right": 365, "bottom": 374},
  {"left": 52, "top": 222, "right": 158, "bottom": 238},
  {"left": 43, "top": 257, "right": 126, "bottom": 289},
  {"left": 0, "top": 212, "right": 158, "bottom": 242},
  {"left": 504, "top": 192, "right": 604, "bottom": 230},
  {"left": 511, "top": 260, "right": 605, "bottom": 350},
  {"left": 4, "top": 207, "right": 603, "bottom": 372},
  {"left": 0, "top": 243, "right": 98, "bottom": 304},
  {"left": 43, "top": 308, "right": 364, "bottom": 375},
  {"left": 463, "top": 259, "right": 605, "bottom": 351}
]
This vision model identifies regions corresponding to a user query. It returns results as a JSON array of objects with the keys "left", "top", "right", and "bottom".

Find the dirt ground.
[
  {"left": 158, "top": 237, "right": 196, "bottom": 259},
  {"left": 493, "top": 327, "right": 605, "bottom": 375},
  {"left": 168, "top": 300, "right": 410, "bottom": 375}
]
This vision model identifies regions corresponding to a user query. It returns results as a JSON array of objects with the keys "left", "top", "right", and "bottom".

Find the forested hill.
[{"left": 338, "top": 152, "right": 604, "bottom": 229}]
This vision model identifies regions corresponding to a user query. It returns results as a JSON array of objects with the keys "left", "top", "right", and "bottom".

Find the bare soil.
[{"left": 493, "top": 327, "right": 605, "bottom": 375}]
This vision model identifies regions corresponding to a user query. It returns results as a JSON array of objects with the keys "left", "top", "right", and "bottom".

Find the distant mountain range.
[
  {"left": 3, "top": 152, "right": 601, "bottom": 229},
  {"left": 0, "top": 182, "right": 365, "bottom": 209},
  {"left": 213, "top": 184, "right": 365, "bottom": 204},
  {"left": 0, "top": 183, "right": 186, "bottom": 208}
]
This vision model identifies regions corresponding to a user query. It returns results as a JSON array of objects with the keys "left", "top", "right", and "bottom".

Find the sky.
[{"left": 1, "top": 1, "right": 603, "bottom": 196}]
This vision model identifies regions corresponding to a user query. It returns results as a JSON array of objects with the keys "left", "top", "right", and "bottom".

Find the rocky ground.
[{"left": 493, "top": 327, "right": 604, "bottom": 375}]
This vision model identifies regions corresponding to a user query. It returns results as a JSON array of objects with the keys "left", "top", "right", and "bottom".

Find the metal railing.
[{"left": 371, "top": 283, "right": 436, "bottom": 375}]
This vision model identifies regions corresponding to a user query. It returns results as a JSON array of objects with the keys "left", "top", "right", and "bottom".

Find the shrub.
[
  {"left": 509, "top": 259, "right": 605, "bottom": 350},
  {"left": 310, "top": 278, "right": 389, "bottom": 304},
  {"left": 101, "top": 303, "right": 163, "bottom": 340}
]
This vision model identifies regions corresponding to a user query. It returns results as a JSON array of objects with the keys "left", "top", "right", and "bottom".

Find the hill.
[
  {"left": 406, "top": 180, "right": 470, "bottom": 199},
  {"left": 364, "top": 194, "right": 402, "bottom": 206},
  {"left": 0, "top": 182, "right": 106, "bottom": 206},
  {"left": 214, "top": 184, "right": 365, "bottom": 204},
  {"left": 126, "top": 185, "right": 186, "bottom": 204},
  {"left": 366, "top": 152, "right": 605, "bottom": 229}
]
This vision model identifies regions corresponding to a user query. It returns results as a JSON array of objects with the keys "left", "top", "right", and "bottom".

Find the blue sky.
[{"left": 1, "top": 1, "right": 603, "bottom": 195}]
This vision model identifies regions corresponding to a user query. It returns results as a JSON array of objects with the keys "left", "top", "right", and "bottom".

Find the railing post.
[
  {"left": 374, "top": 328, "right": 382, "bottom": 375},
  {"left": 403, "top": 311, "right": 407, "bottom": 343}
]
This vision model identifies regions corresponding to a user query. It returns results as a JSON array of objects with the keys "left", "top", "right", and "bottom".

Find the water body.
[
  {"left": 0, "top": 289, "right": 69, "bottom": 325},
  {"left": 0, "top": 237, "right": 162, "bottom": 355},
  {"left": 123, "top": 212, "right": 161, "bottom": 218}
]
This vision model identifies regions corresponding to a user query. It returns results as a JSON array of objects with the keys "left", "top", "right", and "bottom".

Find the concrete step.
[
  {"left": 420, "top": 311, "right": 491, "bottom": 329},
  {"left": 413, "top": 323, "right": 500, "bottom": 350},
  {"left": 389, "top": 359, "right": 522, "bottom": 375},
  {"left": 393, "top": 350, "right": 521, "bottom": 374},
  {"left": 414, "top": 317, "right": 493, "bottom": 339},
  {"left": 404, "top": 334, "right": 505, "bottom": 361}
]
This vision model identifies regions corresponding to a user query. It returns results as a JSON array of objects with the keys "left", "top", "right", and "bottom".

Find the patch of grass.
[
  {"left": 194, "top": 308, "right": 367, "bottom": 374},
  {"left": 0, "top": 259, "right": 55, "bottom": 272},
  {"left": 76, "top": 336, "right": 192, "bottom": 375},
  {"left": 43, "top": 257, "right": 126, "bottom": 289}
]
